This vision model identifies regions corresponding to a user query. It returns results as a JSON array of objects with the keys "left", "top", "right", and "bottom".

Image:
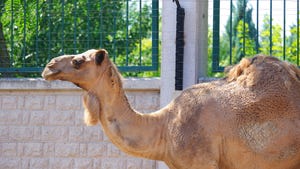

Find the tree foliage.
[
  {"left": 0, "top": 0, "right": 157, "bottom": 77},
  {"left": 260, "top": 15, "right": 283, "bottom": 58},
  {"left": 211, "top": 0, "right": 299, "bottom": 77},
  {"left": 286, "top": 24, "right": 300, "bottom": 65},
  {"left": 224, "top": 0, "right": 257, "bottom": 61}
]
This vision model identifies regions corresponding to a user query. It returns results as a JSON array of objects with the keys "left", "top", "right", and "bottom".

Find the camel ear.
[{"left": 95, "top": 49, "right": 107, "bottom": 65}]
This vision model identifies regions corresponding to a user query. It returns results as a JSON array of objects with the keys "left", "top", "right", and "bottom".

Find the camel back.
[
  {"left": 226, "top": 55, "right": 300, "bottom": 90},
  {"left": 220, "top": 55, "right": 300, "bottom": 123}
]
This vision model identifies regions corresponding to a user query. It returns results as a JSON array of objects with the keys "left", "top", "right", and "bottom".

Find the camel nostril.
[
  {"left": 72, "top": 59, "right": 84, "bottom": 69},
  {"left": 72, "top": 60, "right": 79, "bottom": 65}
]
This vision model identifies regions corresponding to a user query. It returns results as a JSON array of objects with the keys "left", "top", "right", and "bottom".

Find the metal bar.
[
  {"left": 0, "top": 64, "right": 160, "bottom": 73},
  {"left": 23, "top": 0, "right": 27, "bottom": 66},
  {"left": 0, "top": 65, "right": 158, "bottom": 73},
  {"left": 283, "top": 0, "right": 286, "bottom": 60},
  {"left": 61, "top": 0, "right": 65, "bottom": 54},
  {"left": 87, "top": 0, "right": 90, "bottom": 49},
  {"left": 36, "top": 0, "right": 39, "bottom": 64},
  {"left": 3, "top": 64, "right": 159, "bottom": 73},
  {"left": 270, "top": 0, "right": 272, "bottom": 55},
  {"left": 0, "top": 67, "right": 44, "bottom": 73},
  {"left": 256, "top": 0, "right": 259, "bottom": 53},
  {"left": 152, "top": 0, "right": 159, "bottom": 70},
  {"left": 126, "top": 0, "right": 129, "bottom": 66},
  {"left": 47, "top": 0, "right": 52, "bottom": 61},
  {"left": 73, "top": 0, "right": 77, "bottom": 53},
  {"left": 229, "top": 0, "right": 232, "bottom": 64},
  {"left": 212, "top": 0, "right": 222, "bottom": 72},
  {"left": 113, "top": 0, "right": 116, "bottom": 62},
  {"left": 243, "top": 0, "right": 246, "bottom": 57},
  {"left": 297, "top": 0, "right": 300, "bottom": 65},
  {"left": 118, "top": 65, "right": 157, "bottom": 72},
  {"left": 99, "top": 0, "right": 103, "bottom": 48},
  {"left": 139, "top": 0, "right": 142, "bottom": 66},
  {"left": 10, "top": 0, "right": 14, "bottom": 65}
]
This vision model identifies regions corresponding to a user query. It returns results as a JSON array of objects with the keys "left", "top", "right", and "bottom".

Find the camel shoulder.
[{"left": 168, "top": 80, "right": 224, "bottom": 120}]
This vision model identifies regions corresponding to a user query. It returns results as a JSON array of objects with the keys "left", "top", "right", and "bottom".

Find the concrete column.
[
  {"left": 182, "top": 0, "right": 208, "bottom": 89},
  {"left": 160, "top": 0, "right": 208, "bottom": 107},
  {"left": 160, "top": 0, "right": 177, "bottom": 108},
  {"left": 159, "top": 0, "right": 208, "bottom": 168}
]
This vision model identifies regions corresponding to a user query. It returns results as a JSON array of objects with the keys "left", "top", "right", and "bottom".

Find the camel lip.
[{"left": 41, "top": 68, "right": 61, "bottom": 81}]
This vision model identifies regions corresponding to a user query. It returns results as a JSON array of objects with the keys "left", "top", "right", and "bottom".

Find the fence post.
[
  {"left": 181, "top": 0, "right": 208, "bottom": 88},
  {"left": 160, "top": 0, "right": 208, "bottom": 108}
]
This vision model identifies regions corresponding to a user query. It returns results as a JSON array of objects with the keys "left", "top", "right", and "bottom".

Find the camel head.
[{"left": 42, "top": 49, "right": 120, "bottom": 91}]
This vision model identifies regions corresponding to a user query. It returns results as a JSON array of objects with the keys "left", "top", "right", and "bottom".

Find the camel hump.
[{"left": 226, "top": 55, "right": 300, "bottom": 89}]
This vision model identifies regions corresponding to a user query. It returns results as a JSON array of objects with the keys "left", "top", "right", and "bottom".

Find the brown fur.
[
  {"left": 42, "top": 50, "right": 300, "bottom": 169},
  {"left": 83, "top": 63, "right": 123, "bottom": 126},
  {"left": 83, "top": 92, "right": 100, "bottom": 125},
  {"left": 227, "top": 55, "right": 300, "bottom": 88}
]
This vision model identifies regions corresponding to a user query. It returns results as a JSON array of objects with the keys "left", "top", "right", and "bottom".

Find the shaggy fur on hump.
[{"left": 226, "top": 55, "right": 300, "bottom": 88}]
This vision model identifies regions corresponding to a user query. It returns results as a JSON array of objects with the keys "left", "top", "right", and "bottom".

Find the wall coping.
[{"left": 0, "top": 78, "right": 161, "bottom": 91}]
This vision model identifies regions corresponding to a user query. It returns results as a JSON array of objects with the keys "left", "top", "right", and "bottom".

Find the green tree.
[
  {"left": 235, "top": 20, "right": 257, "bottom": 59},
  {"left": 207, "top": 26, "right": 224, "bottom": 77},
  {"left": 0, "top": 0, "right": 155, "bottom": 77},
  {"left": 0, "top": 0, "right": 11, "bottom": 76},
  {"left": 286, "top": 24, "right": 299, "bottom": 65},
  {"left": 211, "top": 0, "right": 257, "bottom": 77},
  {"left": 224, "top": 0, "right": 257, "bottom": 61},
  {"left": 260, "top": 14, "right": 282, "bottom": 58}
]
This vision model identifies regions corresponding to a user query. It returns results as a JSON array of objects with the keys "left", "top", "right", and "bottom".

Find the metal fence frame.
[
  {"left": 212, "top": 0, "right": 300, "bottom": 72},
  {"left": 0, "top": 0, "right": 159, "bottom": 74}
]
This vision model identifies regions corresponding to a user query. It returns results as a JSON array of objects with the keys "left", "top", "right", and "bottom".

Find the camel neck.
[{"left": 96, "top": 89, "right": 167, "bottom": 160}]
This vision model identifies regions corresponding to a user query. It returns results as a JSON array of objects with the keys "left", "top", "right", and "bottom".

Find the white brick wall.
[{"left": 0, "top": 78, "right": 161, "bottom": 169}]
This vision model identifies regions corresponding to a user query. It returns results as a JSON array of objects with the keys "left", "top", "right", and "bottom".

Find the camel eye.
[{"left": 72, "top": 59, "right": 85, "bottom": 69}]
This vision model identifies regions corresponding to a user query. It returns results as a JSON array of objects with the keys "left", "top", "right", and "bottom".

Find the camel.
[{"left": 42, "top": 49, "right": 300, "bottom": 169}]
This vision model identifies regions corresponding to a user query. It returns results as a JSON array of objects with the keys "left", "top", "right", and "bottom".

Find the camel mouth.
[{"left": 41, "top": 67, "right": 61, "bottom": 81}]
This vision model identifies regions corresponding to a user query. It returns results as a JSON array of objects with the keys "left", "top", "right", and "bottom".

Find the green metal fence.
[
  {"left": 0, "top": 0, "right": 159, "bottom": 76},
  {"left": 213, "top": 0, "right": 300, "bottom": 72}
]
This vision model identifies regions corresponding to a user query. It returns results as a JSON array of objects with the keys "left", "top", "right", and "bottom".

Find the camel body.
[
  {"left": 42, "top": 49, "right": 300, "bottom": 169},
  {"left": 164, "top": 80, "right": 300, "bottom": 169}
]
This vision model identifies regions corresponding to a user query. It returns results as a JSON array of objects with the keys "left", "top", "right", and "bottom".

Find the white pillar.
[
  {"left": 181, "top": 0, "right": 208, "bottom": 89},
  {"left": 159, "top": 0, "right": 208, "bottom": 168},
  {"left": 160, "top": 0, "right": 208, "bottom": 107},
  {"left": 160, "top": 0, "right": 177, "bottom": 108}
]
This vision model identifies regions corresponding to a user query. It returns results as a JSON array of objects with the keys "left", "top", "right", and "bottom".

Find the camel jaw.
[
  {"left": 41, "top": 67, "right": 61, "bottom": 81},
  {"left": 42, "top": 56, "right": 69, "bottom": 81}
]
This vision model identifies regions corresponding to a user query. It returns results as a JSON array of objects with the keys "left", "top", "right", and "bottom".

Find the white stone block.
[{"left": 55, "top": 143, "right": 80, "bottom": 158}]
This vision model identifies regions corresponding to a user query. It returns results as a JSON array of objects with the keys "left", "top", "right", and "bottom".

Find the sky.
[{"left": 208, "top": 0, "right": 299, "bottom": 35}]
